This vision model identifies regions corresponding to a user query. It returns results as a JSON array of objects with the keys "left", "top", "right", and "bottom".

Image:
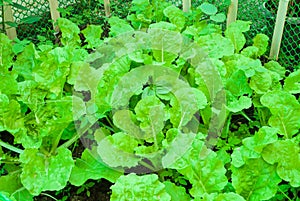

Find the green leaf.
[
  {"left": 0, "top": 100, "right": 23, "bottom": 133},
  {"left": 260, "top": 90, "right": 300, "bottom": 138},
  {"left": 0, "top": 33, "right": 14, "bottom": 71},
  {"left": 0, "top": 173, "right": 33, "bottom": 201},
  {"left": 253, "top": 34, "right": 269, "bottom": 56},
  {"left": 264, "top": 61, "right": 285, "bottom": 80},
  {"left": 225, "top": 21, "right": 251, "bottom": 52},
  {"left": 231, "top": 158, "right": 281, "bottom": 201},
  {"left": 284, "top": 69, "right": 300, "bottom": 94},
  {"left": 226, "top": 95, "right": 252, "bottom": 113},
  {"left": 199, "top": 3, "right": 218, "bottom": 15},
  {"left": 57, "top": 18, "right": 80, "bottom": 47},
  {"left": 20, "top": 147, "right": 74, "bottom": 195},
  {"left": 20, "top": 16, "right": 41, "bottom": 24},
  {"left": 69, "top": 148, "right": 123, "bottom": 186},
  {"left": 197, "top": 192, "right": 246, "bottom": 201},
  {"left": 210, "top": 13, "right": 226, "bottom": 23},
  {"left": 97, "top": 132, "right": 141, "bottom": 168},
  {"left": 163, "top": 6, "right": 186, "bottom": 31},
  {"left": 196, "top": 33, "right": 234, "bottom": 58},
  {"left": 249, "top": 71, "right": 273, "bottom": 94},
  {"left": 108, "top": 16, "right": 134, "bottom": 37},
  {"left": 166, "top": 136, "right": 227, "bottom": 197},
  {"left": 225, "top": 70, "right": 252, "bottom": 97},
  {"left": 135, "top": 96, "right": 165, "bottom": 139},
  {"left": 163, "top": 181, "right": 191, "bottom": 201},
  {"left": 110, "top": 174, "right": 171, "bottom": 201},
  {"left": 81, "top": 25, "right": 103, "bottom": 49},
  {"left": 262, "top": 140, "right": 300, "bottom": 187}
]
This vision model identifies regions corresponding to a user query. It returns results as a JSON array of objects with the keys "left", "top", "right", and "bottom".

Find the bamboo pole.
[
  {"left": 226, "top": 0, "right": 238, "bottom": 27},
  {"left": 48, "top": 0, "right": 60, "bottom": 32},
  {"left": 4, "top": 3, "right": 17, "bottom": 40},
  {"left": 269, "top": 0, "right": 290, "bottom": 60},
  {"left": 182, "top": 0, "right": 191, "bottom": 12},
  {"left": 104, "top": 0, "right": 111, "bottom": 17}
]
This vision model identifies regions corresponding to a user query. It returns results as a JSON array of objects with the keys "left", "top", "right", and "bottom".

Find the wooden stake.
[
  {"left": 269, "top": 0, "right": 290, "bottom": 60},
  {"left": 182, "top": 0, "right": 191, "bottom": 12},
  {"left": 226, "top": 0, "right": 238, "bottom": 27},
  {"left": 4, "top": 3, "right": 17, "bottom": 40},
  {"left": 104, "top": 0, "right": 111, "bottom": 17},
  {"left": 48, "top": 0, "right": 60, "bottom": 32}
]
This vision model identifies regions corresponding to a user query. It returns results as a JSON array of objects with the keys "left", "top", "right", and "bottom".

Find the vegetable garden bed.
[{"left": 0, "top": 0, "right": 300, "bottom": 201}]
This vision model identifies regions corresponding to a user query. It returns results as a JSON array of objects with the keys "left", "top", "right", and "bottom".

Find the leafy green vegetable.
[
  {"left": 110, "top": 174, "right": 171, "bottom": 201},
  {"left": 262, "top": 140, "right": 300, "bottom": 187},
  {"left": 20, "top": 147, "right": 74, "bottom": 195},
  {"left": 69, "top": 148, "right": 123, "bottom": 186}
]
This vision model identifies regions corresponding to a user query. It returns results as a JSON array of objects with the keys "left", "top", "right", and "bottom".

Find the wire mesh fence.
[{"left": 0, "top": 0, "right": 299, "bottom": 67}]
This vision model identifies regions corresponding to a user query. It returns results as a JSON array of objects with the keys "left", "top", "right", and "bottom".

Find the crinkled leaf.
[
  {"left": 110, "top": 174, "right": 171, "bottom": 201},
  {"left": 0, "top": 33, "right": 14, "bottom": 71},
  {"left": 264, "top": 61, "right": 286, "bottom": 80},
  {"left": 226, "top": 95, "right": 252, "bottom": 113},
  {"left": 97, "top": 132, "right": 141, "bottom": 168},
  {"left": 135, "top": 96, "right": 165, "bottom": 139},
  {"left": 261, "top": 90, "right": 300, "bottom": 138},
  {"left": 69, "top": 148, "right": 122, "bottom": 186},
  {"left": 196, "top": 33, "right": 234, "bottom": 58},
  {"left": 253, "top": 34, "right": 269, "bottom": 56},
  {"left": 249, "top": 71, "right": 273, "bottom": 94},
  {"left": 284, "top": 69, "right": 300, "bottom": 94},
  {"left": 57, "top": 18, "right": 80, "bottom": 48},
  {"left": 225, "top": 21, "right": 251, "bottom": 52},
  {"left": 231, "top": 158, "right": 281, "bottom": 201},
  {"left": 262, "top": 140, "right": 300, "bottom": 187},
  {"left": 0, "top": 100, "right": 23, "bottom": 133},
  {"left": 226, "top": 70, "right": 252, "bottom": 97},
  {"left": 163, "top": 6, "right": 186, "bottom": 30},
  {"left": 81, "top": 25, "right": 103, "bottom": 49},
  {"left": 166, "top": 135, "right": 227, "bottom": 197},
  {"left": 109, "top": 16, "right": 134, "bottom": 37},
  {"left": 20, "top": 147, "right": 74, "bottom": 195}
]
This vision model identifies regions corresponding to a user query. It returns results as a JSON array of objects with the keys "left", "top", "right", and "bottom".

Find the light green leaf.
[
  {"left": 135, "top": 96, "right": 165, "bottom": 139},
  {"left": 249, "top": 71, "right": 273, "bottom": 94},
  {"left": 199, "top": 3, "right": 218, "bottom": 15},
  {"left": 163, "top": 6, "right": 186, "bottom": 31},
  {"left": 57, "top": 18, "right": 80, "bottom": 48},
  {"left": 163, "top": 181, "right": 191, "bottom": 201},
  {"left": 260, "top": 90, "right": 300, "bottom": 138},
  {"left": 97, "top": 132, "right": 141, "bottom": 168},
  {"left": 232, "top": 158, "right": 281, "bottom": 201},
  {"left": 226, "top": 95, "right": 252, "bottom": 113},
  {"left": 69, "top": 148, "right": 123, "bottom": 186},
  {"left": 20, "top": 147, "right": 74, "bottom": 195},
  {"left": 196, "top": 33, "right": 234, "bottom": 58},
  {"left": 226, "top": 70, "right": 252, "bottom": 97},
  {"left": 0, "top": 33, "right": 14, "bottom": 71},
  {"left": 253, "top": 34, "right": 269, "bottom": 56},
  {"left": 262, "top": 140, "right": 300, "bottom": 187},
  {"left": 166, "top": 136, "right": 227, "bottom": 197},
  {"left": 81, "top": 25, "right": 103, "bottom": 49},
  {"left": 225, "top": 21, "right": 251, "bottom": 52},
  {"left": 264, "top": 61, "right": 286, "bottom": 80},
  {"left": 284, "top": 69, "right": 300, "bottom": 94},
  {"left": 198, "top": 192, "right": 246, "bottom": 201},
  {"left": 108, "top": 16, "right": 134, "bottom": 37},
  {"left": 210, "top": 13, "right": 226, "bottom": 23},
  {"left": 110, "top": 174, "right": 171, "bottom": 201}
]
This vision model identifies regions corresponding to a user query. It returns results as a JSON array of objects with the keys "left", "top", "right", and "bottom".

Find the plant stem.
[
  {"left": 277, "top": 186, "right": 292, "bottom": 201},
  {"left": 40, "top": 193, "right": 58, "bottom": 201},
  {"left": 0, "top": 140, "right": 24, "bottom": 154}
]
